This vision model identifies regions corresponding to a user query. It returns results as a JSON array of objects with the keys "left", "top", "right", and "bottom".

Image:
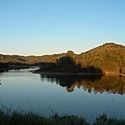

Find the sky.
[{"left": 0, "top": 0, "right": 125, "bottom": 56}]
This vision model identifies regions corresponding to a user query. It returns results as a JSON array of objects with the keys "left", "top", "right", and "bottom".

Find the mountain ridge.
[{"left": 0, "top": 42, "right": 125, "bottom": 74}]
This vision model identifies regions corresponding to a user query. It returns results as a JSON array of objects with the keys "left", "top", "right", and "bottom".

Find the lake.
[{"left": 0, "top": 69, "right": 125, "bottom": 121}]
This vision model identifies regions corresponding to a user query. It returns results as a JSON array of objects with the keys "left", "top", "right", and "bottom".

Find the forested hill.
[{"left": 0, "top": 43, "right": 125, "bottom": 74}]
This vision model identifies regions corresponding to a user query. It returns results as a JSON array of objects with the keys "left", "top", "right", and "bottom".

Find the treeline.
[
  {"left": 0, "top": 63, "right": 32, "bottom": 72},
  {"left": 37, "top": 56, "right": 103, "bottom": 74},
  {"left": 0, "top": 63, "right": 9, "bottom": 72}
]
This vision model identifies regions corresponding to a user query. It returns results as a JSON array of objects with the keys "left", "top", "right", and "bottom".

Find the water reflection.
[{"left": 40, "top": 74, "right": 125, "bottom": 94}]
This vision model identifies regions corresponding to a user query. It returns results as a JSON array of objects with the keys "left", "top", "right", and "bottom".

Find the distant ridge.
[{"left": 0, "top": 42, "right": 125, "bottom": 74}]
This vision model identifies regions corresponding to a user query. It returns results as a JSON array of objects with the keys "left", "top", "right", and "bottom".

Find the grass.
[
  {"left": 0, "top": 110, "right": 87, "bottom": 125},
  {"left": 0, "top": 109, "right": 125, "bottom": 125}
]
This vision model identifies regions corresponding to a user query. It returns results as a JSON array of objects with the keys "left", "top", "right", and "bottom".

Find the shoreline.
[
  {"left": 33, "top": 71, "right": 125, "bottom": 77},
  {"left": 33, "top": 71, "right": 103, "bottom": 76}
]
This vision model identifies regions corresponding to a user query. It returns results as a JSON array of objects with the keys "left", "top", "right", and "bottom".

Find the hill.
[
  {"left": 76, "top": 43, "right": 125, "bottom": 74},
  {"left": 0, "top": 43, "right": 125, "bottom": 74},
  {"left": 0, "top": 53, "right": 66, "bottom": 64},
  {"left": 37, "top": 43, "right": 125, "bottom": 75}
]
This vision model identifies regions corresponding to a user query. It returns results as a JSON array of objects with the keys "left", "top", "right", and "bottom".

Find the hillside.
[
  {"left": 0, "top": 43, "right": 125, "bottom": 74},
  {"left": 0, "top": 53, "right": 66, "bottom": 64},
  {"left": 76, "top": 43, "right": 125, "bottom": 74},
  {"left": 37, "top": 43, "right": 125, "bottom": 74}
]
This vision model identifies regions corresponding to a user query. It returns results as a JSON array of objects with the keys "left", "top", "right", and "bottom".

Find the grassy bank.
[{"left": 0, "top": 109, "right": 125, "bottom": 125}]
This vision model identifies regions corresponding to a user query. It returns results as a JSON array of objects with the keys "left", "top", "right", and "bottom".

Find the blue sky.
[{"left": 0, "top": 0, "right": 125, "bottom": 55}]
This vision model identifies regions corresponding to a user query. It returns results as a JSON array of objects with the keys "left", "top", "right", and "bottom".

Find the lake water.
[{"left": 0, "top": 69, "right": 125, "bottom": 121}]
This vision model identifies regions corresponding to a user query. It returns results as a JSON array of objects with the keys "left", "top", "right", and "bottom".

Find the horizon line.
[{"left": 0, "top": 42, "right": 124, "bottom": 57}]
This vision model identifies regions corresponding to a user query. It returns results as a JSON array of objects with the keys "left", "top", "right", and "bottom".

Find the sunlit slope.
[{"left": 77, "top": 43, "right": 125, "bottom": 74}]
